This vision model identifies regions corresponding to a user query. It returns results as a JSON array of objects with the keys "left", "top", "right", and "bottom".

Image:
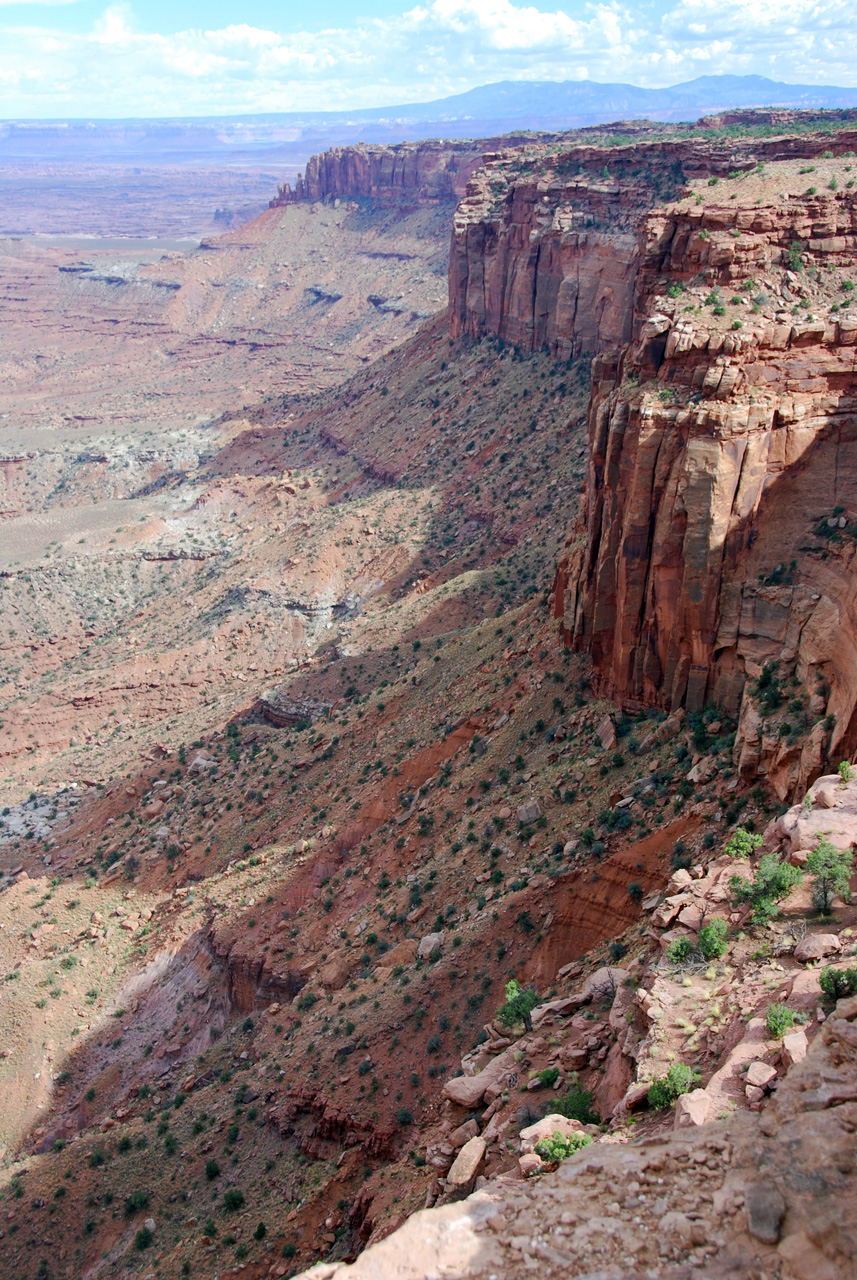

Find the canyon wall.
[
  {"left": 554, "top": 186, "right": 857, "bottom": 796},
  {"left": 269, "top": 138, "right": 533, "bottom": 209},
  {"left": 448, "top": 130, "right": 857, "bottom": 359}
]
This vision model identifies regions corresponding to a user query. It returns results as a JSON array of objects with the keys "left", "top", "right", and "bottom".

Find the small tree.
[
  {"left": 838, "top": 760, "right": 854, "bottom": 784},
  {"left": 647, "top": 1062, "right": 699, "bottom": 1109},
  {"left": 806, "top": 839, "right": 853, "bottom": 914},
  {"left": 698, "top": 918, "right": 728, "bottom": 959},
  {"left": 724, "top": 828, "right": 763, "bottom": 859},
  {"left": 496, "top": 978, "right": 539, "bottom": 1033},
  {"left": 729, "top": 854, "right": 802, "bottom": 923},
  {"left": 819, "top": 966, "right": 857, "bottom": 1002}
]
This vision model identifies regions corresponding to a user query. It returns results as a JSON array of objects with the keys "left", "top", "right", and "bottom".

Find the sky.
[{"left": 0, "top": 0, "right": 855, "bottom": 118}]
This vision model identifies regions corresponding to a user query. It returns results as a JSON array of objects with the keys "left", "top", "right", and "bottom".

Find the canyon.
[{"left": 0, "top": 110, "right": 855, "bottom": 1280}]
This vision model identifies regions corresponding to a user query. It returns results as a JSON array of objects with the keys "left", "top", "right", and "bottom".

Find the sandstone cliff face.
[
  {"left": 555, "top": 179, "right": 857, "bottom": 797},
  {"left": 270, "top": 139, "right": 527, "bottom": 209},
  {"left": 448, "top": 130, "right": 857, "bottom": 361}
]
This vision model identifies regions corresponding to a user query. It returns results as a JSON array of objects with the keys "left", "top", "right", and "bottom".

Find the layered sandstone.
[
  {"left": 270, "top": 138, "right": 531, "bottom": 209},
  {"left": 555, "top": 175, "right": 857, "bottom": 796},
  {"left": 448, "top": 130, "right": 857, "bottom": 360}
]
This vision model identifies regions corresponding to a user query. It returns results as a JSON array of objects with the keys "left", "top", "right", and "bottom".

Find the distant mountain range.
[{"left": 3, "top": 75, "right": 857, "bottom": 166}]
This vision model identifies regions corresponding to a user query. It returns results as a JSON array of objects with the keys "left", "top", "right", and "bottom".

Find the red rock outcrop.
[
  {"left": 555, "top": 181, "right": 857, "bottom": 797},
  {"left": 448, "top": 130, "right": 857, "bottom": 359},
  {"left": 270, "top": 138, "right": 534, "bottom": 209}
]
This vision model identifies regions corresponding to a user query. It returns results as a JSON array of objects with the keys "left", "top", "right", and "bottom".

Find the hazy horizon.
[{"left": 1, "top": 0, "right": 856, "bottom": 119}]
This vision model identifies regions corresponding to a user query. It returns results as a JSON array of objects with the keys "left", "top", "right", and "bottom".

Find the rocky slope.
[{"left": 2, "top": 114, "right": 857, "bottom": 1280}]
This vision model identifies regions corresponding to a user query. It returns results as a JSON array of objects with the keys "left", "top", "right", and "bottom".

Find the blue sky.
[{"left": 1, "top": 0, "right": 855, "bottom": 118}]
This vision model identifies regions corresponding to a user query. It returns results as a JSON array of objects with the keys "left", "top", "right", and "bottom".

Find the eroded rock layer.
[
  {"left": 448, "top": 130, "right": 857, "bottom": 359},
  {"left": 270, "top": 139, "right": 528, "bottom": 208},
  {"left": 555, "top": 176, "right": 857, "bottom": 796}
]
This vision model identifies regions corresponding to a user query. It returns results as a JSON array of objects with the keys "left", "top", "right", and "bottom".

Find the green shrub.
[
  {"left": 766, "top": 1003, "right": 797, "bottom": 1038},
  {"left": 729, "top": 854, "right": 801, "bottom": 923},
  {"left": 551, "top": 1084, "right": 600, "bottom": 1125},
  {"left": 534, "top": 1130, "right": 593, "bottom": 1163},
  {"left": 698, "top": 918, "right": 728, "bottom": 959},
  {"left": 806, "top": 839, "right": 853, "bottom": 914},
  {"left": 838, "top": 760, "right": 854, "bottom": 783},
  {"left": 223, "top": 1189, "right": 245, "bottom": 1212},
  {"left": 496, "top": 978, "right": 539, "bottom": 1033},
  {"left": 535, "top": 1066, "right": 559, "bottom": 1089},
  {"left": 724, "top": 828, "right": 763, "bottom": 859},
  {"left": 205, "top": 1159, "right": 220, "bottom": 1181},
  {"left": 819, "top": 967, "right": 857, "bottom": 1002},
  {"left": 665, "top": 937, "right": 693, "bottom": 964},
  {"left": 134, "top": 1227, "right": 153, "bottom": 1251},
  {"left": 647, "top": 1062, "right": 699, "bottom": 1109},
  {"left": 253, "top": 1222, "right": 267, "bottom": 1241},
  {"left": 124, "top": 1190, "right": 150, "bottom": 1216}
]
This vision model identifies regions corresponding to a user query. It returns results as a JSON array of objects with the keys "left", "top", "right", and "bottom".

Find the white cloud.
[{"left": 1, "top": 0, "right": 857, "bottom": 117}]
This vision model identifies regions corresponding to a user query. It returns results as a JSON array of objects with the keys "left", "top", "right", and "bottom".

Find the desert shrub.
[
  {"left": 729, "top": 854, "right": 801, "bottom": 923},
  {"left": 766, "top": 1003, "right": 797, "bottom": 1038},
  {"left": 698, "top": 918, "right": 728, "bottom": 959},
  {"left": 550, "top": 1084, "right": 599, "bottom": 1125},
  {"left": 665, "top": 936, "right": 693, "bottom": 964},
  {"left": 838, "top": 760, "right": 854, "bottom": 783},
  {"left": 819, "top": 967, "right": 857, "bottom": 1002},
  {"left": 223, "top": 1189, "right": 245, "bottom": 1212},
  {"left": 647, "top": 1062, "right": 699, "bottom": 1109},
  {"left": 253, "top": 1222, "right": 267, "bottom": 1241},
  {"left": 496, "top": 978, "right": 539, "bottom": 1033},
  {"left": 534, "top": 1130, "right": 593, "bottom": 1162},
  {"left": 535, "top": 1066, "right": 559, "bottom": 1088},
  {"left": 134, "top": 1227, "right": 153, "bottom": 1250},
  {"left": 205, "top": 1159, "right": 220, "bottom": 1181},
  {"left": 806, "top": 839, "right": 853, "bottom": 914},
  {"left": 124, "top": 1190, "right": 150, "bottom": 1216},
  {"left": 724, "top": 828, "right": 763, "bottom": 859}
]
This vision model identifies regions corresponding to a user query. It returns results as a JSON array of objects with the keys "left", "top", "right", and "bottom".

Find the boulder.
[
  {"left": 417, "top": 931, "right": 445, "bottom": 960},
  {"left": 652, "top": 894, "right": 690, "bottom": 928},
  {"left": 442, "top": 1048, "right": 516, "bottom": 1108},
  {"left": 794, "top": 933, "right": 841, "bottom": 963},
  {"left": 781, "top": 1029, "right": 809, "bottom": 1068},
  {"left": 746, "top": 1061, "right": 777, "bottom": 1089},
  {"left": 518, "top": 1152, "right": 543, "bottom": 1177},
  {"left": 674, "top": 1089, "right": 713, "bottom": 1129},
  {"left": 596, "top": 714, "right": 617, "bottom": 751},
  {"left": 381, "top": 939, "right": 418, "bottom": 967},
  {"left": 445, "top": 1136, "right": 485, "bottom": 1188},
  {"left": 449, "top": 1119, "right": 479, "bottom": 1149},
  {"left": 517, "top": 800, "right": 542, "bottom": 826},
  {"left": 319, "top": 954, "right": 351, "bottom": 990}
]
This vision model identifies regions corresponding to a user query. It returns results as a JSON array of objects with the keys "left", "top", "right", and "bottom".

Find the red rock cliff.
[
  {"left": 554, "top": 174, "right": 857, "bottom": 797},
  {"left": 269, "top": 138, "right": 535, "bottom": 209},
  {"left": 448, "top": 130, "right": 857, "bottom": 358}
]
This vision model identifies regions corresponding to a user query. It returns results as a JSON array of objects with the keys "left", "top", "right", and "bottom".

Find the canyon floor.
[{"left": 1, "top": 122, "right": 856, "bottom": 1280}]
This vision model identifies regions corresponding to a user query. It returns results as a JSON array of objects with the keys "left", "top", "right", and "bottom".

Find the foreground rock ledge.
[{"left": 294, "top": 997, "right": 857, "bottom": 1279}]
